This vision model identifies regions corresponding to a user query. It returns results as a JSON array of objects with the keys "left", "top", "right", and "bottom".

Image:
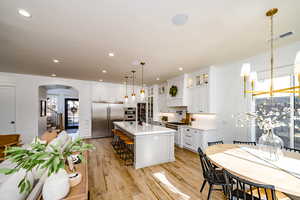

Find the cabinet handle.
[{"left": 186, "top": 135, "right": 192, "bottom": 137}]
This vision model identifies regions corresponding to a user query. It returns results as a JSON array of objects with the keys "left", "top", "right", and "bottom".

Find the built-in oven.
[{"left": 124, "top": 107, "right": 136, "bottom": 121}]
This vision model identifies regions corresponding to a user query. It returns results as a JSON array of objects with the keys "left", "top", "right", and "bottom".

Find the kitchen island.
[{"left": 113, "top": 121, "right": 176, "bottom": 169}]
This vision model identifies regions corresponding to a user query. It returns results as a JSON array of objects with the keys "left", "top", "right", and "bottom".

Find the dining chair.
[
  {"left": 223, "top": 170, "right": 290, "bottom": 200},
  {"left": 208, "top": 140, "right": 224, "bottom": 146},
  {"left": 233, "top": 140, "right": 256, "bottom": 146},
  {"left": 198, "top": 147, "right": 226, "bottom": 200},
  {"left": 284, "top": 146, "right": 300, "bottom": 153}
]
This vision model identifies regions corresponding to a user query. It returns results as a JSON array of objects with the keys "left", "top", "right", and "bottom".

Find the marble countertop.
[{"left": 114, "top": 121, "right": 176, "bottom": 136}]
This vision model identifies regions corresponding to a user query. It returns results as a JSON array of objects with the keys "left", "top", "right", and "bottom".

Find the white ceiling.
[{"left": 0, "top": 0, "right": 299, "bottom": 84}]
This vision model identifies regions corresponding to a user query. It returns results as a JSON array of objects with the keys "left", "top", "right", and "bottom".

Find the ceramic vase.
[{"left": 42, "top": 169, "right": 70, "bottom": 200}]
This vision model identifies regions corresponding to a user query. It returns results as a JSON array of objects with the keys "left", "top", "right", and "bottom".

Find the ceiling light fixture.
[
  {"left": 18, "top": 9, "right": 31, "bottom": 18},
  {"left": 241, "top": 8, "right": 300, "bottom": 97},
  {"left": 179, "top": 67, "right": 183, "bottom": 71},
  {"left": 53, "top": 59, "right": 60, "bottom": 63},
  {"left": 51, "top": 74, "right": 56, "bottom": 77},
  {"left": 131, "top": 70, "right": 136, "bottom": 101},
  {"left": 108, "top": 52, "right": 114, "bottom": 57},
  {"left": 172, "top": 14, "right": 188, "bottom": 26},
  {"left": 124, "top": 76, "right": 129, "bottom": 103},
  {"left": 102, "top": 70, "right": 107, "bottom": 73},
  {"left": 140, "top": 62, "right": 146, "bottom": 101}
]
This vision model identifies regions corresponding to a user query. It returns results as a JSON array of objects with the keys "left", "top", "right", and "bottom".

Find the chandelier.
[{"left": 241, "top": 8, "right": 300, "bottom": 97}]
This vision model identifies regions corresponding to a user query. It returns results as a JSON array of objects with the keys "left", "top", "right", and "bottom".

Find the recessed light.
[
  {"left": 156, "top": 77, "right": 160, "bottom": 81},
  {"left": 18, "top": 9, "right": 31, "bottom": 18},
  {"left": 53, "top": 59, "right": 60, "bottom": 63},
  {"left": 108, "top": 52, "right": 114, "bottom": 57},
  {"left": 172, "top": 14, "right": 188, "bottom": 26},
  {"left": 99, "top": 79, "right": 103, "bottom": 82},
  {"left": 102, "top": 70, "right": 107, "bottom": 73},
  {"left": 51, "top": 74, "right": 56, "bottom": 77},
  {"left": 179, "top": 67, "right": 183, "bottom": 71}
]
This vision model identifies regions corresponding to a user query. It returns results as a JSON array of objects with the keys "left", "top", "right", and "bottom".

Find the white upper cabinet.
[
  {"left": 186, "top": 66, "right": 216, "bottom": 113},
  {"left": 166, "top": 74, "right": 188, "bottom": 107},
  {"left": 91, "top": 82, "right": 125, "bottom": 102}
]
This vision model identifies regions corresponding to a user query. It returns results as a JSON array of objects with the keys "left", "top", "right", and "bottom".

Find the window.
[
  {"left": 254, "top": 76, "right": 293, "bottom": 147},
  {"left": 47, "top": 95, "right": 58, "bottom": 114}
]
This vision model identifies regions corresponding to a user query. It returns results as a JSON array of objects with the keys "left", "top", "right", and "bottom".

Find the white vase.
[{"left": 42, "top": 169, "right": 70, "bottom": 200}]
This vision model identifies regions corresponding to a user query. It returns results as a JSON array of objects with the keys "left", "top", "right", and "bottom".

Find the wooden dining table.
[{"left": 205, "top": 144, "right": 300, "bottom": 197}]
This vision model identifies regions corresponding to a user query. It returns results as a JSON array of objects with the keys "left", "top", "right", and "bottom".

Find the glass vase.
[{"left": 258, "top": 129, "right": 284, "bottom": 161}]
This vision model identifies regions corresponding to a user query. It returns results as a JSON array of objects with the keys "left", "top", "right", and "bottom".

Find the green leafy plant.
[
  {"left": 0, "top": 137, "right": 94, "bottom": 193},
  {"left": 169, "top": 85, "right": 178, "bottom": 97}
]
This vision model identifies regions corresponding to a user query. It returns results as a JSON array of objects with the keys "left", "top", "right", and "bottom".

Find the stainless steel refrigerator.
[{"left": 92, "top": 102, "right": 124, "bottom": 138}]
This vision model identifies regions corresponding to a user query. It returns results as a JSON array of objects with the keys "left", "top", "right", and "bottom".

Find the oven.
[{"left": 124, "top": 107, "right": 136, "bottom": 121}]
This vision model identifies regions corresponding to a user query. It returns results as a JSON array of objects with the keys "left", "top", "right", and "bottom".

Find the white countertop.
[{"left": 114, "top": 121, "right": 176, "bottom": 136}]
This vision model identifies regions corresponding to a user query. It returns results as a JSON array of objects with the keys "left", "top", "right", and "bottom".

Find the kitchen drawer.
[{"left": 183, "top": 141, "right": 194, "bottom": 149}]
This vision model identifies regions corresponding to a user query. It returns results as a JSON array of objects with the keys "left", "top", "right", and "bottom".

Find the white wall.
[
  {"left": 214, "top": 41, "right": 300, "bottom": 143},
  {"left": 0, "top": 73, "right": 93, "bottom": 143},
  {"left": 0, "top": 72, "right": 128, "bottom": 143}
]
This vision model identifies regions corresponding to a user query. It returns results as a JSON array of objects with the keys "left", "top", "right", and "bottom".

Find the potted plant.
[{"left": 0, "top": 137, "right": 94, "bottom": 195}]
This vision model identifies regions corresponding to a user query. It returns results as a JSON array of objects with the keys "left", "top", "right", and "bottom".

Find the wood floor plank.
[{"left": 87, "top": 138, "right": 225, "bottom": 200}]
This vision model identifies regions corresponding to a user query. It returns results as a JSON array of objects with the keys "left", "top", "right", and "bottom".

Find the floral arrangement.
[
  {"left": 234, "top": 100, "right": 292, "bottom": 132},
  {"left": 0, "top": 137, "right": 94, "bottom": 193}
]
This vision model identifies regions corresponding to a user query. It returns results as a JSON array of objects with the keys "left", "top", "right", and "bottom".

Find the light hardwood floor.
[{"left": 87, "top": 138, "right": 225, "bottom": 200}]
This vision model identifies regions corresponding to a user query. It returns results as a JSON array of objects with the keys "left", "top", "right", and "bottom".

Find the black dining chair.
[
  {"left": 233, "top": 140, "right": 257, "bottom": 146},
  {"left": 208, "top": 140, "right": 224, "bottom": 146},
  {"left": 198, "top": 147, "right": 226, "bottom": 200},
  {"left": 284, "top": 146, "right": 300, "bottom": 153},
  {"left": 223, "top": 169, "right": 276, "bottom": 200}
]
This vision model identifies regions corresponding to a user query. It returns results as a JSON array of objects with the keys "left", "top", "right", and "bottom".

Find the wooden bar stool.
[
  {"left": 113, "top": 130, "right": 123, "bottom": 153},
  {"left": 124, "top": 139, "right": 134, "bottom": 166},
  {"left": 111, "top": 129, "right": 117, "bottom": 147}
]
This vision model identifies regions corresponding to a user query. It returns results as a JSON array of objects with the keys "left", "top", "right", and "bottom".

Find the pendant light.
[
  {"left": 131, "top": 70, "right": 136, "bottom": 101},
  {"left": 140, "top": 62, "right": 146, "bottom": 101},
  {"left": 239, "top": 8, "right": 300, "bottom": 97},
  {"left": 124, "top": 76, "right": 129, "bottom": 103}
]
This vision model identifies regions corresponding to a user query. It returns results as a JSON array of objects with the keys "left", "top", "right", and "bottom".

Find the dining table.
[{"left": 205, "top": 144, "right": 300, "bottom": 198}]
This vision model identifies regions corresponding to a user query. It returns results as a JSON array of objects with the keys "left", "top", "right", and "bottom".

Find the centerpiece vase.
[{"left": 258, "top": 129, "right": 284, "bottom": 161}]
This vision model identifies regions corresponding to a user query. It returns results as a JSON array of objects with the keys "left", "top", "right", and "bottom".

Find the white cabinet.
[
  {"left": 187, "top": 86, "right": 209, "bottom": 113},
  {"left": 92, "top": 82, "right": 124, "bottom": 102},
  {"left": 186, "top": 66, "right": 216, "bottom": 113},
  {"left": 182, "top": 127, "right": 196, "bottom": 151},
  {"left": 182, "top": 127, "right": 219, "bottom": 152}
]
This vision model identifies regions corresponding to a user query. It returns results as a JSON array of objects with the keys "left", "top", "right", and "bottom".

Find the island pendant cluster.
[{"left": 124, "top": 62, "right": 146, "bottom": 103}]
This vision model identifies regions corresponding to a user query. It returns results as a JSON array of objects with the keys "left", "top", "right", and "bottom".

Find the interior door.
[
  {"left": 65, "top": 98, "right": 79, "bottom": 129},
  {"left": 0, "top": 86, "right": 16, "bottom": 133}
]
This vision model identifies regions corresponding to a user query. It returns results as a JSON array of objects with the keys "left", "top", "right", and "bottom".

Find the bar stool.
[
  {"left": 114, "top": 130, "right": 124, "bottom": 154},
  {"left": 124, "top": 139, "right": 134, "bottom": 166},
  {"left": 111, "top": 129, "right": 117, "bottom": 148},
  {"left": 119, "top": 134, "right": 129, "bottom": 158}
]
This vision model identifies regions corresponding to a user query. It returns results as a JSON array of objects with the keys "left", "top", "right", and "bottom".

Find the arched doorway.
[{"left": 38, "top": 85, "right": 79, "bottom": 135}]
